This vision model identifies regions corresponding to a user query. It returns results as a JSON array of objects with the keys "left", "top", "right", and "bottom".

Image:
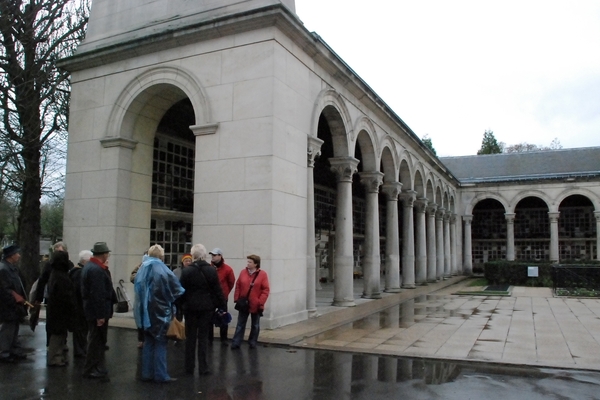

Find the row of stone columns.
[
  {"left": 462, "top": 211, "right": 600, "bottom": 267},
  {"left": 306, "top": 145, "right": 460, "bottom": 310}
]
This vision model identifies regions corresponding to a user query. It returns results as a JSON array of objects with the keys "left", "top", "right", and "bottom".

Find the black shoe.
[
  {"left": 199, "top": 370, "right": 211, "bottom": 376},
  {"left": 0, "top": 357, "right": 16, "bottom": 364},
  {"left": 230, "top": 345, "right": 240, "bottom": 349},
  {"left": 10, "top": 353, "right": 27, "bottom": 360},
  {"left": 249, "top": 344, "right": 257, "bottom": 349},
  {"left": 48, "top": 362, "right": 67, "bottom": 367},
  {"left": 104, "top": 345, "right": 109, "bottom": 350},
  {"left": 83, "top": 371, "right": 107, "bottom": 379},
  {"left": 157, "top": 378, "right": 177, "bottom": 383}
]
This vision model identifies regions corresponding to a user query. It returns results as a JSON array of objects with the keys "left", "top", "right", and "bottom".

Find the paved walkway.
[{"left": 109, "top": 277, "right": 600, "bottom": 371}]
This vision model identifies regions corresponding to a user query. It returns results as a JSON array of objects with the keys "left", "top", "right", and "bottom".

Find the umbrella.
[{"left": 29, "top": 303, "right": 41, "bottom": 332}]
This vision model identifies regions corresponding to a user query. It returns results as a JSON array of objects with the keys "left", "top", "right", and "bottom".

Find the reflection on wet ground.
[{"left": 3, "top": 325, "right": 600, "bottom": 400}]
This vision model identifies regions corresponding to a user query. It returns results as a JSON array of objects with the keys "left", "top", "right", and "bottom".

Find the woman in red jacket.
[{"left": 230, "top": 254, "right": 269, "bottom": 349}]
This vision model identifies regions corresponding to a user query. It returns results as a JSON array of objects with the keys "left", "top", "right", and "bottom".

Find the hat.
[
  {"left": 209, "top": 248, "right": 223, "bottom": 256},
  {"left": 181, "top": 254, "right": 192, "bottom": 262},
  {"left": 91, "top": 242, "right": 111, "bottom": 254},
  {"left": 2, "top": 244, "right": 20, "bottom": 258}
]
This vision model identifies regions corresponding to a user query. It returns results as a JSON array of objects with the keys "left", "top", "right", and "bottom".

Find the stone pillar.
[
  {"left": 306, "top": 136, "right": 323, "bottom": 317},
  {"left": 450, "top": 214, "right": 458, "bottom": 275},
  {"left": 381, "top": 182, "right": 402, "bottom": 292},
  {"left": 505, "top": 213, "right": 516, "bottom": 261},
  {"left": 359, "top": 171, "right": 384, "bottom": 299},
  {"left": 549, "top": 211, "right": 560, "bottom": 263},
  {"left": 443, "top": 211, "right": 451, "bottom": 278},
  {"left": 595, "top": 211, "right": 600, "bottom": 261},
  {"left": 463, "top": 214, "right": 473, "bottom": 275},
  {"left": 426, "top": 204, "right": 437, "bottom": 282},
  {"left": 414, "top": 198, "right": 428, "bottom": 285},
  {"left": 400, "top": 191, "right": 417, "bottom": 288},
  {"left": 436, "top": 208, "right": 445, "bottom": 280},
  {"left": 329, "top": 157, "right": 360, "bottom": 306}
]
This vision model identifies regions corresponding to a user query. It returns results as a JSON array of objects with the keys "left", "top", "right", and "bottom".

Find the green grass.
[
  {"left": 467, "top": 278, "right": 488, "bottom": 287},
  {"left": 453, "top": 290, "right": 510, "bottom": 296}
]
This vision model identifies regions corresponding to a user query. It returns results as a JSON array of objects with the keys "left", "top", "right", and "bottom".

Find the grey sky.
[{"left": 295, "top": 0, "right": 600, "bottom": 156}]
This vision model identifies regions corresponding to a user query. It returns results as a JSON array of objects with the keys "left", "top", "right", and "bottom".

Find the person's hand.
[
  {"left": 97, "top": 318, "right": 106, "bottom": 326},
  {"left": 11, "top": 291, "right": 25, "bottom": 304}
]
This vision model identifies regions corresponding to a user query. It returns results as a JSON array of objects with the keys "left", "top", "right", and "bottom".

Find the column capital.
[
  {"left": 399, "top": 190, "right": 417, "bottom": 207},
  {"left": 505, "top": 213, "right": 516, "bottom": 223},
  {"left": 426, "top": 203, "right": 438, "bottom": 215},
  {"left": 548, "top": 211, "right": 560, "bottom": 222},
  {"left": 381, "top": 182, "right": 402, "bottom": 201},
  {"left": 307, "top": 136, "right": 324, "bottom": 168},
  {"left": 100, "top": 136, "right": 138, "bottom": 149},
  {"left": 436, "top": 207, "right": 446, "bottom": 219},
  {"left": 414, "top": 198, "right": 428, "bottom": 213},
  {"left": 443, "top": 211, "right": 451, "bottom": 221},
  {"left": 450, "top": 213, "right": 458, "bottom": 224},
  {"left": 594, "top": 210, "right": 600, "bottom": 221},
  {"left": 463, "top": 214, "right": 473, "bottom": 224},
  {"left": 359, "top": 171, "right": 384, "bottom": 193},
  {"left": 329, "top": 157, "right": 359, "bottom": 182}
]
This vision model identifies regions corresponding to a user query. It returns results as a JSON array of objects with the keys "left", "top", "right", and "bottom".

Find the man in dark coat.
[
  {"left": 81, "top": 242, "right": 117, "bottom": 379},
  {"left": 68, "top": 250, "right": 92, "bottom": 358},
  {"left": 0, "top": 244, "right": 27, "bottom": 363},
  {"left": 179, "top": 243, "right": 226, "bottom": 375}
]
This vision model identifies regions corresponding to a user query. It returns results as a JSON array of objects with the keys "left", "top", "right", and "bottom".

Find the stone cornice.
[
  {"left": 100, "top": 137, "right": 138, "bottom": 149},
  {"left": 190, "top": 123, "right": 219, "bottom": 136}
]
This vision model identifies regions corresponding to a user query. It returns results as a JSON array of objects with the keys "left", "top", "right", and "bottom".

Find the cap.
[
  {"left": 2, "top": 244, "right": 20, "bottom": 258},
  {"left": 181, "top": 253, "right": 192, "bottom": 262},
  {"left": 209, "top": 248, "right": 223, "bottom": 256}
]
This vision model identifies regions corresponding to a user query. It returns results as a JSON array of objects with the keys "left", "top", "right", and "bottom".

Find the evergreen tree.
[
  {"left": 477, "top": 130, "right": 503, "bottom": 155},
  {"left": 422, "top": 135, "right": 437, "bottom": 156}
]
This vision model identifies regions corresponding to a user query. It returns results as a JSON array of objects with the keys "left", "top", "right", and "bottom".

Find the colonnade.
[
  {"left": 462, "top": 210, "right": 600, "bottom": 266},
  {"left": 306, "top": 144, "right": 460, "bottom": 310}
]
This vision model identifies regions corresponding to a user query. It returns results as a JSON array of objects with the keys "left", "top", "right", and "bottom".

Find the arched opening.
[
  {"left": 515, "top": 196, "right": 550, "bottom": 261},
  {"left": 559, "top": 195, "right": 596, "bottom": 261},
  {"left": 472, "top": 198, "right": 507, "bottom": 268},
  {"left": 149, "top": 98, "right": 196, "bottom": 267}
]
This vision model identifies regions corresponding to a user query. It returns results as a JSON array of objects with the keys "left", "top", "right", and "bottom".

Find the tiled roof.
[{"left": 439, "top": 147, "right": 600, "bottom": 183}]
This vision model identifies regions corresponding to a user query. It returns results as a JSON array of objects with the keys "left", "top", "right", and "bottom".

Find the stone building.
[{"left": 60, "top": 0, "right": 600, "bottom": 328}]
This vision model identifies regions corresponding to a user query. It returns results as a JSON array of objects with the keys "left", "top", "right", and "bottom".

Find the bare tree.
[
  {"left": 504, "top": 138, "right": 563, "bottom": 153},
  {"left": 0, "top": 0, "right": 89, "bottom": 286}
]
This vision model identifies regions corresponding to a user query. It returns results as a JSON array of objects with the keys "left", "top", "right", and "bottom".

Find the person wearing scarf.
[{"left": 81, "top": 242, "right": 117, "bottom": 380}]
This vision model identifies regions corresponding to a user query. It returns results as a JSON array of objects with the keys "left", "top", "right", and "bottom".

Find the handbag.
[
  {"left": 114, "top": 285, "right": 129, "bottom": 313},
  {"left": 234, "top": 271, "right": 259, "bottom": 313},
  {"left": 166, "top": 317, "right": 186, "bottom": 341}
]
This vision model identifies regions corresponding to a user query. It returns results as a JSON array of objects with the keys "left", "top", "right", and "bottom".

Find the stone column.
[
  {"left": 436, "top": 208, "right": 445, "bottom": 280},
  {"left": 414, "top": 198, "right": 428, "bottom": 285},
  {"left": 450, "top": 214, "right": 458, "bottom": 275},
  {"left": 400, "top": 191, "right": 417, "bottom": 288},
  {"left": 426, "top": 204, "right": 438, "bottom": 282},
  {"left": 463, "top": 215, "right": 473, "bottom": 275},
  {"left": 359, "top": 171, "right": 384, "bottom": 299},
  {"left": 443, "top": 211, "right": 452, "bottom": 278},
  {"left": 505, "top": 213, "right": 516, "bottom": 261},
  {"left": 549, "top": 211, "right": 560, "bottom": 263},
  {"left": 381, "top": 182, "right": 402, "bottom": 292},
  {"left": 595, "top": 211, "right": 600, "bottom": 261},
  {"left": 306, "top": 136, "right": 323, "bottom": 317},
  {"left": 329, "top": 157, "right": 360, "bottom": 306}
]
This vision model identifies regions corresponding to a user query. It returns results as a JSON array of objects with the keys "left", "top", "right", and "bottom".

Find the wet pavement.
[
  {"left": 6, "top": 277, "right": 600, "bottom": 399},
  {"left": 4, "top": 323, "right": 600, "bottom": 400}
]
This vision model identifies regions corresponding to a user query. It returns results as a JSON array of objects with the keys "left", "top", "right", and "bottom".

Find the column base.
[
  {"left": 332, "top": 299, "right": 356, "bottom": 307},
  {"left": 361, "top": 293, "right": 382, "bottom": 299},
  {"left": 402, "top": 284, "right": 416, "bottom": 289},
  {"left": 308, "top": 309, "right": 319, "bottom": 318},
  {"left": 384, "top": 288, "right": 401, "bottom": 293}
]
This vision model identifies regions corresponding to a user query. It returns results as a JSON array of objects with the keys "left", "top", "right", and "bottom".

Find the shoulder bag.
[{"left": 234, "top": 271, "right": 259, "bottom": 313}]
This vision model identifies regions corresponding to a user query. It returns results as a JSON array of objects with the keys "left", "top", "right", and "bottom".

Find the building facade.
[{"left": 61, "top": 0, "right": 600, "bottom": 329}]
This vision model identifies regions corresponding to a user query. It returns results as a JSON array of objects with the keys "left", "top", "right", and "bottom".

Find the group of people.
[
  {"left": 0, "top": 239, "right": 271, "bottom": 383},
  {"left": 133, "top": 243, "right": 270, "bottom": 382}
]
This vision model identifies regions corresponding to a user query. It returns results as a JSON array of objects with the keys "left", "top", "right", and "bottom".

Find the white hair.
[
  {"left": 190, "top": 243, "right": 208, "bottom": 261},
  {"left": 78, "top": 250, "right": 92, "bottom": 263},
  {"left": 148, "top": 244, "right": 165, "bottom": 259}
]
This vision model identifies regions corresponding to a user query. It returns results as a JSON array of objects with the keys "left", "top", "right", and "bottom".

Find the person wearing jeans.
[{"left": 231, "top": 255, "right": 270, "bottom": 349}]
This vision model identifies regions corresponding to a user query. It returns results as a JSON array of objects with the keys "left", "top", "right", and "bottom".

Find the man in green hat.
[{"left": 81, "top": 242, "right": 117, "bottom": 379}]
